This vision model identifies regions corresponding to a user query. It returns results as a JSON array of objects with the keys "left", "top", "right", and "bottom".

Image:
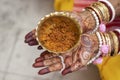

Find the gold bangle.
[
  {"left": 103, "top": 33, "right": 109, "bottom": 56},
  {"left": 106, "top": 33, "right": 111, "bottom": 56},
  {"left": 86, "top": 6, "right": 102, "bottom": 22},
  {"left": 103, "top": 33, "right": 107, "bottom": 45},
  {"left": 86, "top": 2, "right": 110, "bottom": 23},
  {"left": 95, "top": 2, "right": 110, "bottom": 23},
  {"left": 100, "top": 32, "right": 105, "bottom": 45},
  {"left": 109, "top": 31, "right": 119, "bottom": 56},
  {"left": 98, "top": 2, "right": 110, "bottom": 23},
  {"left": 100, "top": 32, "right": 110, "bottom": 56},
  {"left": 92, "top": 3, "right": 104, "bottom": 22},
  {"left": 94, "top": 2, "right": 107, "bottom": 23},
  {"left": 108, "top": 32, "right": 114, "bottom": 56}
]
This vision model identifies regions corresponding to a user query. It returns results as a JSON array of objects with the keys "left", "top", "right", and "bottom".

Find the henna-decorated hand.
[{"left": 32, "top": 33, "right": 99, "bottom": 75}]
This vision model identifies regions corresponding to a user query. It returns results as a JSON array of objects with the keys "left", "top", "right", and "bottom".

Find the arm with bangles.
[{"left": 24, "top": 0, "right": 120, "bottom": 75}]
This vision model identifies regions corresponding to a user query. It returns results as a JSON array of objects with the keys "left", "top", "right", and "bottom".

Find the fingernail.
[
  {"left": 62, "top": 67, "right": 72, "bottom": 75},
  {"left": 38, "top": 68, "right": 50, "bottom": 75},
  {"left": 33, "top": 62, "right": 44, "bottom": 68}
]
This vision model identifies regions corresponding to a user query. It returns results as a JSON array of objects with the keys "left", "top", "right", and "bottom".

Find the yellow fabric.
[
  {"left": 54, "top": 0, "right": 73, "bottom": 11},
  {"left": 54, "top": 1, "right": 120, "bottom": 80},
  {"left": 96, "top": 55, "right": 120, "bottom": 80}
]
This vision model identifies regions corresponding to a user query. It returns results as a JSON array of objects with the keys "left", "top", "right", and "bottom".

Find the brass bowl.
[{"left": 35, "top": 12, "right": 82, "bottom": 54}]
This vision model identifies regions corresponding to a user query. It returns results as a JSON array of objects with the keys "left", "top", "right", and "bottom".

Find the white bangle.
[
  {"left": 99, "top": 0, "right": 116, "bottom": 22},
  {"left": 118, "top": 52, "right": 120, "bottom": 54},
  {"left": 59, "top": 56, "right": 65, "bottom": 73},
  {"left": 91, "top": 11, "right": 100, "bottom": 33},
  {"left": 87, "top": 32, "right": 102, "bottom": 65},
  {"left": 114, "top": 29, "right": 120, "bottom": 34}
]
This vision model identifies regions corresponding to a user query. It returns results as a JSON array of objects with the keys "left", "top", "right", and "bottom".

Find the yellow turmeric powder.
[{"left": 37, "top": 16, "right": 80, "bottom": 53}]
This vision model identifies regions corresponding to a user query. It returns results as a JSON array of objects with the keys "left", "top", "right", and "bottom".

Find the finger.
[
  {"left": 25, "top": 29, "right": 36, "bottom": 39},
  {"left": 40, "top": 51, "right": 52, "bottom": 57},
  {"left": 25, "top": 31, "right": 33, "bottom": 40},
  {"left": 61, "top": 66, "right": 71, "bottom": 75},
  {"left": 64, "top": 56, "right": 72, "bottom": 67},
  {"left": 62, "top": 61, "right": 82, "bottom": 75},
  {"left": 35, "top": 57, "right": 44, "bottom": 62},
  {"left": 37, "top": 46, "right": 43, "bottom": 50},
  {"left": 38, "top": 63, "right": 62, "bottom": 75},
  {"left": 25, "top": 37, "right": 36, "bottom": 43},
  {"left": 38, "top": 67, "right": 50, "bottom": 75},
  {"left": 33, "top": 56, "right": 61, "bottom": 67},
  {"left": 40, "top": 51, "right": 57, "bottom": 60},
  {"left": 72, "top": 48, "right": 80, "bottom": 63},
  {"left": 28, "top": 40, "right": 38, "bottom": 46},
  {"left": 35, "top": 51, "right": 57, "bottom": 63},
  {"left": 33, "top": 61, "right": 44, "bottom": 68},
  {"left": 35, "top": 51, "right": 53, "bottom": 62}
]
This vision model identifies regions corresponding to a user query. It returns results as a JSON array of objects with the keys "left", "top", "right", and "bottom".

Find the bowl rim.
[{"left": 35, "top": 11, "right": 83, "bottom": 54}]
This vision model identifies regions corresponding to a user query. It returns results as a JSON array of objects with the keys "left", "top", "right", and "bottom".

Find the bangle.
[
  {"left": 59, "top": 56, "right": 65, "bottom": 73},
  {"left": 86, "top": 6, "right": 102, "bottom": 23},
  {"left": 100, "top": 32, "right": 109, "bottom": 56},
  {"left": 108, "top": 32, "right": 114, "bottom": 56},
  {"left": 92, "top": 2, "right": 109, "bottom": 23},
  {"left": 86, "top": 9, "right": 100, "bottom": 33},
  {"left": 108, "top": 33, "right": 112, "bottom": 56},
  {"left": 100, "top": 32, "right": 105, "bottom": 45},
  {"left": 109, "top": 31, "right": 119, "bottom": 56},
  {"left": 99, "top": 0, "right": 116, "bottom": 22},
  {"left": 97, "top": 2, "right": 110, "bottom": 23},
  {"left": 114, "top": 29, "right": 120, "bottom": 54},
  {"left": 93, "top": 3, "right": 104, "bottom": 22},
  {"left": 114, "top": 29, "right": 120, "bottom": 34},
  {"left": 86, "top": 2, "right": 110, "bottom": 23},
  {"left": 105, "top": 33, "right": 111, "bottom": 56},
  {"left": 100, "top": 32, "right": 110, "bottom": 56},
  {"left": 87, "top": 32, "right": 102, "bottom": 65}
]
